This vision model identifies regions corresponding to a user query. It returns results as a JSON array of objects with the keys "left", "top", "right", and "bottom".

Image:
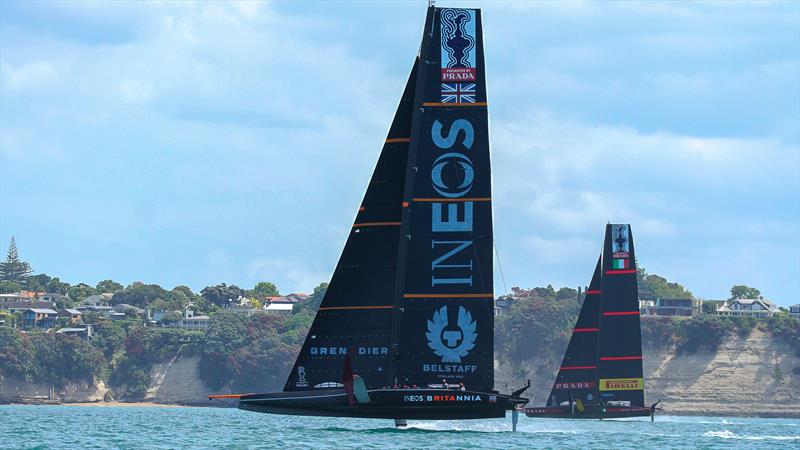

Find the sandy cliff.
[
  {"left": 144, "top": 355, "right": 215, "bottom": 405},
  {"left": 497, "top": 328, "right": 799, "bottom": 417},
  {"left": 0, "top": 377, "right": 108, "bottom": 404}
]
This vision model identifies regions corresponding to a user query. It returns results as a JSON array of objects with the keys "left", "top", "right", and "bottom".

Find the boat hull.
[
  {"left": 523, "top": 404, "right": 652, "bottom": 420},
  {"left": 238, "top": 388, "right": 524, "bottom": 420}
]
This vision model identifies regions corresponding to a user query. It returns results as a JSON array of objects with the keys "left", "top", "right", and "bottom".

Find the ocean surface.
[{"left": 0, "top": 405, "right": 798, "bottom": 449}]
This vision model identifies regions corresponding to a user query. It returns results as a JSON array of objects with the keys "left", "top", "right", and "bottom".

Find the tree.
[
  {"left": 96, "top": 280, "right": 123, "bottom": 294},
  {"left": 730, "top": 285, "right": 762, "bottom": 300},
  {"left": 637, "top": 267, "right": 693, "bottom": 301},
  {"left": 46, "top": 277, "right": 70, "bottom": 294},
  {"left": 201, "top": 283, "right": 245, "bottom": 308},
  {"left": 111, "top": 284, "right": 170, "bottom": 308},
  {"left": 0, "top": 237, "right": 33, "bottom": 282},
  {"left": 24, "top": 274, "right": 51, "bottom": 292},
  {"left": 253, "top": 281, "right": 279, "bottom": 298},
  {"left": 68, "top": 283, "right": 97, "bottom": 303},
  {"left": 0, "top": 280, "right": 22, "bottom": 294}
]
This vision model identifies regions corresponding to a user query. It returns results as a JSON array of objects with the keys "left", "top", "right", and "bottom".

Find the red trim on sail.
[
  {"left": 402, "top": 201, "right": 409, "bottom": 208},
  {"left": 559, "top": 365, "right": 597, "bottom": 370},
  {"left": 600, "top": 356, "right": 643, "bottom": 361},
  {"left": 573, "top": 328, "right": 599, "bottom": 332},
  {"left": 603, "top": 311, "right": 640, "bottom": 316},
  {"left": 384, "top": 138, "right": 410, "bottom": 143},
  {"left": 586, "top": 290, "right": 602, "bottom": 295},
  {"left": 358, "top": 206, "right": 365, "bottom": 212},
  {"left": 606, "top": 269, "right": 637, "bottom": 275}
]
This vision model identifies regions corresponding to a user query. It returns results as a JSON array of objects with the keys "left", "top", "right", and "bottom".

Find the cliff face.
[
  {"left": 0, "top": 377, "right": 108, "bottom": 404},
  {"left": 497, "top": 328, "right": 799, "bottom": 417},
  {"left": 144, "top": 355, "right": 215, "bottom": 405},
  {"left": 3, "top": 329, "right": 797, "bottom": 417}
]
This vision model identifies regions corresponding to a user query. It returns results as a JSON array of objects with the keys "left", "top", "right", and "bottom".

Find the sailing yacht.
[
  {"left": 211, "top": 5, "right": 529, "bottom": 425},
  {"left": 524, "top": 224, "right": 660, "bottom": 419}
]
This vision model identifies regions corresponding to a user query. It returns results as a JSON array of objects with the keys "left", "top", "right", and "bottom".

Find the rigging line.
[{"left": 493, "top": 239, "right": 508, "bottom": 296}]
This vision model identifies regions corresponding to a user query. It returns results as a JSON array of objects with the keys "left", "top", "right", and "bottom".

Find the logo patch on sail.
[
  {"left": 441, "top": 83, "right": 476, "bottom": 103},
  {"left": 426, "top": 305, "right": 477, "bottom": 363},
  {"left": 295, "top": 366, "right": 308, "bottom": 388},
  {"left": 440, "top": 9, "right": 476, "bottom": 82},
  {"left": 611, "top": 224, "right": 630, "bottom": 257},
  {"left": 599, "top": 378, "right": 643, "bottom": 391}
]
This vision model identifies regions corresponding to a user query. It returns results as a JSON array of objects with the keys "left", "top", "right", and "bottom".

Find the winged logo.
[{"left": 426, "top": 306, "right": 477, "bottom": 363}]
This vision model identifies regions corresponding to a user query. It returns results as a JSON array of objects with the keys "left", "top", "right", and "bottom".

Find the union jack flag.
[{"left": 441, "top": 83, "right": 476, "bottom": 103}]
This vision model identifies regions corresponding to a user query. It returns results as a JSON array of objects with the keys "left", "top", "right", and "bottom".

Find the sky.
[{"left": 1, "top": 1, "right": 798, "bottom": 305}]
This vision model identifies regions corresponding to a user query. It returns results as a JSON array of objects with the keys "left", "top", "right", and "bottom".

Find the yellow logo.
[{"left": 599, "top": 378, "right": 643, "bottom": 391}]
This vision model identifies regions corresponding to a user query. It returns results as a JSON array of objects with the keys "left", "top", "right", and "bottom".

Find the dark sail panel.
[
  {"left": 597, "top": 224, "right": 644, "bottom": 407},
  {"left": 393, "top": 7, "right": 494, "bottom": 391},
  {"left": 546, "top": 257, "right": 602, "bottom": 407},
  {"left": 284, "top": 62, "right": 418, "bottom": 391}
]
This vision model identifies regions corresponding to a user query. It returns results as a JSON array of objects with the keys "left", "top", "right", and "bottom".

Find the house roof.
[
  {"left": 182, "top": 315, "right": 210, "bottom": 320},
  {"left": 27, "top": 308, "right": 58, "bottom": 314},
  {"left": 2, "top": 301, "right": 55, "bottom": 309},
  {"left": 56, "top": 327, "right": 89, "bottom": 333},
  {"left": 60, "top": 309, "right": 82, "bottom": 315},
  {"left": 719, "top": 298, "right": 780, "bottom": 312}
]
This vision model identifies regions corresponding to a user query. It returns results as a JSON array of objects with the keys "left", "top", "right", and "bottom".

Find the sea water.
[{"left": 0, "top": 405, "right": 797, "bottom": 449}]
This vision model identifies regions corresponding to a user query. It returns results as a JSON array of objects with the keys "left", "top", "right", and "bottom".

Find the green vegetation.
[
  {"left": 637, "top": 267, "right": 694, "bottom": 301},
  {"left": 0, "top": 237, "right": 33, "bottom": 282}
]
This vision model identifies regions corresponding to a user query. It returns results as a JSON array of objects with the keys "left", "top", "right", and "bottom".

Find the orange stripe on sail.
[
  {"left": 352, "top": 222, "right": 401, "bottom": 228},
  {"left": 319, "top": 305, "right": 394, "bottom": 311},
  {"left": 385, "top": 138, "right": 411, "bottom": 143},
  {"left": 403, "top": 293, "right": 494, "bottom": 299},
  {"left": 423, "top": 102, "right": 488, "bottom": 107},
  {"left": 412, "top": 197, "right": 491, "bottom": 203}
]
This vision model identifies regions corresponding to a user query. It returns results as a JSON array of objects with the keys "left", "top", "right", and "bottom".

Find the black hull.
[
  {"left": 523, "top": 405, "right": 652, "bottom": 420},
  {"left": 238, "top": 388, "right": 524, "bottom": 420}
]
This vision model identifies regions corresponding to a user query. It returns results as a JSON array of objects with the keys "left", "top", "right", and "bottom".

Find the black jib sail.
[
  {"left": 393, "top": 6, "right": 494, "bottom": 392},
  {"left": 546, "top": 257, "right": 602, "bottom": 407},
  {"left": 283, "top": 61, "right": 418, "bottom": 392},
  {"left": 597, "top": 223, "right": 644, "bottom": 407}
]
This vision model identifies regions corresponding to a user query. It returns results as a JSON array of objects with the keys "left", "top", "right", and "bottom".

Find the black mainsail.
[
  {"left": 212, "top": 6, "right": 528, "bottom": 422},
  {"left": 525, "top": 224, "right": 654, "bottom": 419}
]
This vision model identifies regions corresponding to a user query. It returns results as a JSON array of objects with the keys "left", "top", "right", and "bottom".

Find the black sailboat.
[
  {"left": 211, "top": 6, "right": 528, "bottom": 423},
  {"left": 524, "top": 224, "right": 659, "bottom": 419}
]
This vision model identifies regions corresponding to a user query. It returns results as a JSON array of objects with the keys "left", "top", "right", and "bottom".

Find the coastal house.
[
  {"left": 789, "top": 304, "right": 800, "bottom": 320},
  {"left": 1, "top": 301, "right": 56, "bottom": 314},
  {"left": 265, "top": 303, "right": 293, "bottom": 313},
  {"left": 175, "top": 314, "right": 211, "bottom": 330},
  {"left": 113, "top": 303, "right": 146, "bottom": 318},
  {"left": 641, "top": 298, "right": 698, "bottom": 317},
  {"left": 23, "top": 308, "right": 58, "bottom": 329},
  {"left": 494, "top": 296, "right": 515, "bottom": 316},
  {"left": 716, "top": 298, "right": 780, "bottom": 318},
  {"left": 58, "top": 309, "right": 83, "bottom": 324},
  {"left": 0, "top": 290, "right": 42, "bottom": 303},
  {"left": 82, "top": 294, "right": 110, "bottom": 307},
  {"left": 37, "top": 292, "right": 68, "bottom": 304},
  {"left": 56, "top": 324, "right": 94, "bottom": 340}
]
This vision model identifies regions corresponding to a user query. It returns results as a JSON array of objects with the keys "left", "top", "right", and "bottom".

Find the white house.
[
  {"left": 716, "top": 298, "right": 780, "bottom": 318},
  {"left": 265, "top": 303, "right": 293, "bottom": 313}
]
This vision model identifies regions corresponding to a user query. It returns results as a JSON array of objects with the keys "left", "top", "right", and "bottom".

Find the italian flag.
[{"left": 613, "top": 259, "right": 630, "bottom": 269}]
